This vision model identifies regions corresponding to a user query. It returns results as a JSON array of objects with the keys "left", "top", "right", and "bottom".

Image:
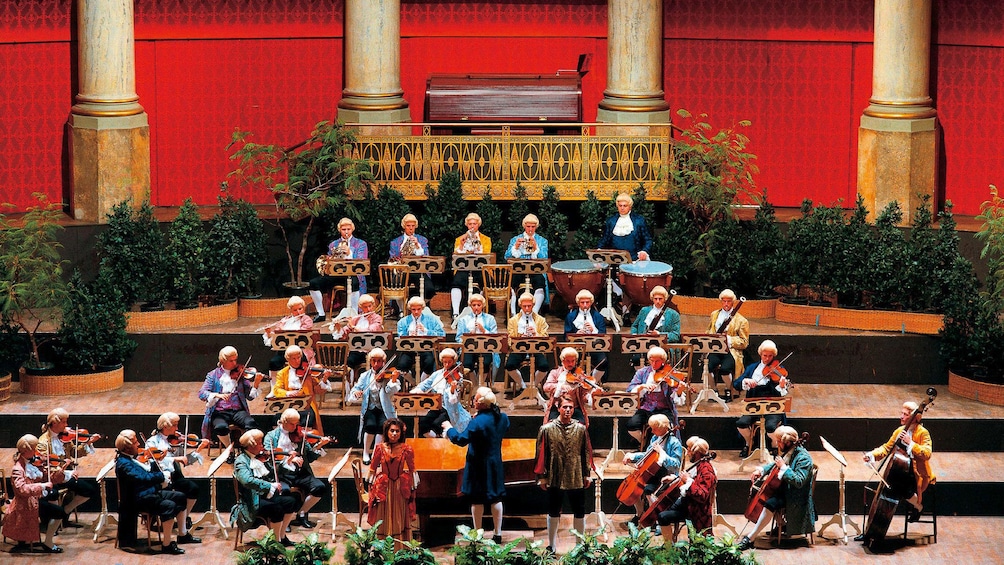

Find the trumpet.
[
  {"left": 460, "top": 231, "right": 482, "bottom": 253},
  {"left": 331, "top": 239, "right": 351, "bottom": 259},
  {"left": 400, "top": 236, "right": 419, "bottom": 257},
  {"left": 522, "top": 236, "right": 537, "bottom": 254}
]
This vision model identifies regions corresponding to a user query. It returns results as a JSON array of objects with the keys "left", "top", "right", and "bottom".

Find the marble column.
[
  {"left": 337, "top": 0, "right": 410, "bottom": 133},
  {"left": 596, "top": 0, "right": 670, "bottom": 132},
  {"left": 68, "top": 0, "right": 150, "bottom": 223},
  {"left": 858, "top": 0, "right": 937, "bottom": 225}
]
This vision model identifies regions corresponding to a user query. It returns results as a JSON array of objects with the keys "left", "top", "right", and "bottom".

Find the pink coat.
[{"left": 2, "top": 458, "right": 47, "bottom": 543}]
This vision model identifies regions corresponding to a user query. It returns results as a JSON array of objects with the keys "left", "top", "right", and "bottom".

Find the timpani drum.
[
  {"left": 618, "top": 261, "right": 673, "bottom": 305},
  {"left": 551, "top": 260, "right": 605, "bottom": 307}
]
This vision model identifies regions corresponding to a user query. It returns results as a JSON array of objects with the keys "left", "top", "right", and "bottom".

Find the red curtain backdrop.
[{"left": 0, "top": 0, "right": 1003, "bottom": 215}]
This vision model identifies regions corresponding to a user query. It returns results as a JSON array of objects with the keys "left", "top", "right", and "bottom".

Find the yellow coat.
[
  {"left": 272, "top": 364, "right": 324, "bottom": 434},
  {"left": 454, "top": 233, "right": 492, "bottom": 254},
  {"left": 707, "top": 309, "right": 750, "bottom": 377},
  {"left": 871, "top": 424, "right": 935, "bottom": 501},
  {"left": 507, "top": 312, "right": 549, "bottom": 337}
]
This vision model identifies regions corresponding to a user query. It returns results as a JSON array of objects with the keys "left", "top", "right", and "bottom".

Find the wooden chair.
[
  {"left": 481, "top": 264, "right": 513, "bottom": 314},
  {"left": 114, "top": 478, "right": 162, "bottom": 550},
  {"left": 231, "top": 475, "right": 267, "bottom": 549},
  {"left": 435, "top": 341, "right": 464, "bottom": 368},
  {"left": 314, "top": 341, "right": 350, "bottom": 408},
  {"left": 350, "top": 458, "right": 371, "bottom": 527},
  {"left": 665, "top": 343, "right": 695, "bottom": 383},
  {"left": 378, "top": 264, "right": 411, "bottom": 318},
  {"left": 902, "top": 481, "right": 937, "bottom": 544},
  {"left": 772, "top": 463, "right": 818, "bottom": 546}
]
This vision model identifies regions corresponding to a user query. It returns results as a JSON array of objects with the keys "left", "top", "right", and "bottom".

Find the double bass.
[
  {"left": 744, "top": 431, "right": 810, "bottom": 522},
  {"left": 638, "top": 451, "right": 716, "bottom": 527},
  {"left": 862, "top": 387, "right": 936, "bottom": 548},
  {"left": 615, "top": 420, "right": 685, "bottom": 506}
]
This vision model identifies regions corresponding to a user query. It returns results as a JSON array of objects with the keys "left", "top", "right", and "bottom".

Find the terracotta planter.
[
  {"left": 672, "top": 295, "right": 777, "bottom": 319},
  {"left": 20, "top": 365, "right": 124, "bottom": 396},
  {"left": 0, "top": 371, "right": 10, "bottom": 401},
  {"left": 239, "top": 295, "right": 310, "bottom": 318},
  {"left": 774, "top": 301, "right": 943, "bottom": 335},
  {"left": 126, "top": 301, "right": 239, "bottom": 332},
  {"left": 948, "top": 369, "right": 1004, "bottom": 406}
]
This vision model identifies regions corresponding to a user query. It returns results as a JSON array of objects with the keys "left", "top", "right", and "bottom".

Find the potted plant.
[
  {"left": 475, "top": 188, "right": 504, "bottom": 253},
  {"left": 56, "top": 269, "right": 136, "bottom": 372},
  {"left": 97, "top": 200, "right": 171, "bottom": 310},
  {"left": 233, "top": 529, "right": 290, "bottom": 565},
  {"left": 348, "top": 184, "right": 412, "bottom": 277},
  {"left": 207, "top": 192, "right": 266, "bottom": 302},
  {"left": 744, "top": 194, "right": 785, "bottom": 299},
  {"left": 867, "top": 201, "right": 907, "bottom": 309},
  {"left": 288, "top": 532, "right": 334, "bottom": 565},
  {"left": 653, "top": 199, "right": 698, "bottom": 293},
  {"left": 342, "top": 522, "right": 395, "bottom": 565},
  {"left": 830, "top": 195, "right": 871, "bottom": 308},
  {"left": 0, "top": 193, "right": 68, "bottom": 373},
  {"left": 507, "top": 180, "right": 531, "bottom": 236},
  {"left": 567, "top": 190, "right": 607, "bottom": 260},
  {"left": 227, "top": 120, "right": 373, "bottom": 290},
  {"left": 166, "top": 198, "right": 208, "bottom": 309},
  {"left": 0, "top": 318, "right": 28, "bottom": 381},
  {"left": 537, "top": 184, "right": 569, "bottom": 262},
  {"left": 231, "top": 193, "right": 268, "bottom": 298},
  {"left": 664, "top": 522, "right": 762, "bottom": 565}
]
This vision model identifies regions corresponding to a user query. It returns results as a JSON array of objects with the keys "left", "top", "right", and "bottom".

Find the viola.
[
  {"left": 57, "top": 427, "right": 99, "bottom": 443},
  {"left": 745, "top": 432, "right": 809, "bottom": 522},
  {"left": 167, "top": 433, "right": 211, "bottom": 451}
]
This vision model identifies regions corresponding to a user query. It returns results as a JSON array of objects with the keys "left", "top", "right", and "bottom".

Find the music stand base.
[
  {"left": 510, "top": 384, "right": 546, "bottom": 409},
  {"left": 91, "top": 513, "right": 118, "bottom": 542},
  {"left": 191, "top": 477, "right": 230, "bottom": 539},
  {"left": 818, "top": 513, "right": 861, "bottom": 545},
  {"left": 690, "top": 387, "right": 729, "bottom": 414},
  {"left": 713, "top": 514, "right": 737, "bottom": 537},
  {"left": 330, "top": 511, "right": 356, "bottom": 540}
]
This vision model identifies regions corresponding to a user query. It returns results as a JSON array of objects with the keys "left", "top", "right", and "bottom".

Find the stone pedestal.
[
  {"left": 68, "top": 113, "right": 150, "bottom": 222},
  {"left": 857, "top": 116, "right": 937, "bottom": 223}
]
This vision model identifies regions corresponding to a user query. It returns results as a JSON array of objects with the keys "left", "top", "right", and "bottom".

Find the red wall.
[{"left": 1, "top": 0, "right": 1002, "bottom": 215}]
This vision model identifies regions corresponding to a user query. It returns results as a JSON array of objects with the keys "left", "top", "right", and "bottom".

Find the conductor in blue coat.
[{"left": 443, "top": 386, "right": 510, "bottom": 545}]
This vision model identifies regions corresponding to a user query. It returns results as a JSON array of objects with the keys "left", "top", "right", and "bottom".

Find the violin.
[
  {"left": 375, "top": 367, "right": 400, "bottom": 383},
  {"left": 289, "top": 426, "right": 337, "bottom": 448},
  {"left": 136, "top": 446, "right": 168, "bottom": 464},
  {"left": 256, "top": 448, "right": 295, "bottom": 463},
  {"left": 57, "top": 427, "right": 100, "bottom": 443},
  {"left": 650, "top": 364, "right": 689, "bottom": 395},
  {"left": 167, "top": 433, "right": 211, "bottom": 451},
  {"left": 442, "top": 364, "right": 465, "bottom": 395},
  {"left": 563, "top": 368, "right": 603, "bottom": 391}
]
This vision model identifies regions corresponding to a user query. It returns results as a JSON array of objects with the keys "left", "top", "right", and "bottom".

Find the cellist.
[
  {"left": 859, "top": 400, "right": 935, "bottom": 529},
  {"left": 621, "top": 414, "right": 683, "bottom": 526},
  {"left": 738, "top": 425, "right": 815, "bottom": 551},
  {"left": 654, "top": 436, "right": 717, "bottom": 534},
  {"left": 733, "top": 340, "right": 789, "bottom": 458}
]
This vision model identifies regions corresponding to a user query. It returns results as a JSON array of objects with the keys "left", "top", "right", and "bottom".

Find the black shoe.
[
  {"left": 492, "top": 534, "right": 503, "bottom": 544},
  {"left": 313, "top": 315, "right": 326, "bottom": 323},
  {"left": 545, "top": 545, "right": 555, "bottom": 554},
  {"left": 186, "top": 517, "right": 192, "bottom": 530},
  {"left": 630, "top": 515, "right": 640, "bottom": 526},
  {"left": 40, "top": 544, "right": 63, "bottom": 554},
  {"left": 62, "top": 518, "right": 84, "bottom": 528},
  {"left": 723, "top": 390, "right": 733, "bottom": 403},
  {"left": 907, "top": 508, "right": 922, "bottom": 523},
  {"left": 177, "top": 533, "right": 201, "bottom": 544},
  {"left": 226, "top": 451, "right": 236, "bottom": 464},
  {"left": 362, "top": 455, "right": 371, "bottom": 465},
  {"left": 853, "top": 533, "right": 868, "bottom": 543},
  {"left": 290, "top": 515, "right": 316, "bottom": 529},
  {"left": 280, "top": 537, "right": 295, "bottom": 547},
  {"left": 10, "top": 543, "right": 31, "bottom": 553},
  {"left": 162, "top": 542, "right": 185, "bottom": 555},
  {"left": 737, "top": 536, "right": 753, "bottom": 551}
]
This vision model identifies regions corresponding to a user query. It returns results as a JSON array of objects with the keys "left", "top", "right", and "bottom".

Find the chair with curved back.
[
  {"left": 481, "top": 264, "right": 513, "bottom": 315},
  {"left": 378, "top": 264, "right": 411, "bottom": 318},
  {"left": 772, "top": 463, "right": 818, "bottom": 546},
  {"left": 350, "top": 458, "right": 370, "bottom": 527},
  {"left": 314, "top": 341, "right": 350, "bottom": 408},
  {"left": 664, "top": 343, "right": 695, "bottom": 384}
]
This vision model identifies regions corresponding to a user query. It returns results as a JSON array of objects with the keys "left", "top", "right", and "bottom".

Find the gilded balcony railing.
[{"left": 349, "top": 124, "right": 673, "bottom": 200}]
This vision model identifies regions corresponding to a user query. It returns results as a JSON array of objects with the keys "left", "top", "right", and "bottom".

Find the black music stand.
[
  {"left": 401, "top": 256, "right": 446, "bottom": 301},
  {"left": 586, "top": 249, "right": 631, "bottom": 331},
  {"left": 396, "top": 336, "right": 442, "bottom": 388},
  {"left": 508, "top": 258, "right": 551, "bottom": 315},
  {"left": 461, "top": 333, "right": 508, "bottom": 389},
  {"left": 323, "top": 258, "right": 371, "bottom": 315},
  {"left": 451, "top": 253, "right": 495, "bottom": 327},
  {"left": 682, "top": 334, "right": 730, "bottom": 414},
  {"left": 507, "top": 336, "right": 553, "bottom": 408},
  {"left": 736, "top": 396, "right": 792, "bottom": 472}
]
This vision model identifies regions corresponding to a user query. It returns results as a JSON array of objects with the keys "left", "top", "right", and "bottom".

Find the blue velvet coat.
[{"left": 446, "top": 407, "right": 510, "bottom": 503}]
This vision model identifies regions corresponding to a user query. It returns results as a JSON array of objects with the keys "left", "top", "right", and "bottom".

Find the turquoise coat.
[{"left": 761, "top": 445, "right": 816, "bottom": 535}]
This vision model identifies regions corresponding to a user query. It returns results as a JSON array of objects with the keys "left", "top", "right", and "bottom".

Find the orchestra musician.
[
  {"left": 622, "top": 414, "right": 683, "bottom": 525},
  {"left": 504, "top": 292, "right": 551, "bottom": 392},
  {"left": 198, "top": 346, "right": 260, "bottom": 455},
  {"left": 145, "top": 412, "right": 206, "bottom": 531},
  {"left": 629, "top": 286, "right": 682, "bottom": 367},
  {"left": 733, "top": 339, "right": 789, "bottom": 458},
  {"left": 4, "top": 434, "right": 67, "bottom": 553},
  {"left": 442, "top": 387, "right": 511, "bottom": 545},
  {"left": 454, "top": 293, "right": 500, "bottom": 380},
  {"left": 860, "top": 400, "right": 936, "bottom": 526},
  {"left": 395, "top": 296, "right": 446, "bottom": 382},
  {"left": 331, "top": 293, "right": 384, "bottom": 376},
  {"left": 308, "top": 217, "right": 369, "bottom": 322},
  {"left": 738, "top": 425, "right": 816, "bottom": 551},
  {"left": 263, "top": 295, "right": 314, "bottom": 379},
  {"left": 37, "top": 407, "right": 100, "bottom": 523},
  {"left": 269, "top": 344, "right": 330, "bottom": 433},
  {"left": 654, "top": 436, "right": 717, "bottom": 534},
  {"left": 451, "top": 212, "right": 492, "bottom": 321},
  {"left": 625, "top": 347, "right": 686, "bottom": 444},
  {"left": 232, "top": 429, "right": 299, "bottom": 547},
  {"left": 114, "top": 429, "right": 193, "bottom": 554},
  {"left": 597, "top": 192, "right": 652, "bottom": 316},
  {"left": 534, "top": 396, "right": 595, "bottom": 553},
  {"left": 347, "top": 348, "right": 401, "bottom": 465},
  {"left": 365, "top": 418, "right": 418, "bottom": 542},
  {"left": 504, "top": 214, "right": 548, "bottom": 316},
  {"left": 388, "top": 213, "right": 430, "bottom": 315},
  {"left": 411, "top": 348, "right": 473, "bottom": 438},
  {"left": 563, "top": 289, "right": 608, "bottom": 384},
  {"left": 263, "top": 409, "right": 332, "bottom": 530},
  {"left": 542, "top": 347, "right": 592, "bottom": 426},
  {"left": 707, "top": 289, "right": 750, "bottom": 403}
]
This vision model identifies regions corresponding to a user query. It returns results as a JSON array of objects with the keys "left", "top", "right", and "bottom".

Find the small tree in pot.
[
  {"left": 57, "top": 269, "right": 136, "bottom": 372},
  {"left": 97, "top": 200, "right": 171, "bottom": 310},
  {"left": 166, "top": 198, "right": 209, "bottom": 308}
]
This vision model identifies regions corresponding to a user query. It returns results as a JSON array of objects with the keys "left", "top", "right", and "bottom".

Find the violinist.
[
  {"left": 621, "top": 414, "right": 683, "bottom": 525},
  {"left": 114, "top": 429, "right": 191, "bottom": 554},
  {"left": 733, "top": 340, "right": 788, "bottom": 458},
  {"left": 563, "top": 289, "right": 608, "bottom": 384},
  {"left": 629, "top": 286, "right": 682, "bottom": 367},
  {"left": 411, "top": 348, "right": 473, "bottom": 438},
  {"left": 332, "top": 293, "right": 384, "bottom": 376},
  {"left": 625, "top": 347, "right": 686, "bottom": 444},
  {"left": 264, "top": 409, "right": 330, "bottom": 530},
  {"left": 707, "top": 289, "right": 750, "bottom": 403},
  {"left": 308, "top": 217, "right": 369, "bottom": 322},
  {"left": 504, "top": 292, "right": 551, "bottom": 392},
  {"left": 738, "top": 425, "right": 815, "bottom": 551},
  {"left": 654, "top": 436, "right": 717, "bottom": 534},
  {"left": 145, "top": 412, "right": 206, "bottom": 531},
  {"left": 264, "top": 295, "right": 314, "bottom": 378},
  {"left": 232, "top": 429, "right": 298, "bottom": 547},
  {"left": 198, "top": 346, "right": 260, "bottom": 456},
  {"left": 4, "top": 434, "right": 67, "bottom": 553},
  {"left": 504, "top": 214, "right": 548, "bottom": 316},
  {"left": 37, "top": 407, "right": 100, "bottom": 523},
  {"left": 542, "top": 347, "right": 593, "bottom": 426},
  {"left": 270, "top": 344, "right": 330, "bottom": 432},
  {"left": 347, "top": 348, "right": 401, "bottom": 465},
  {"left": 454, "top": 293, "right": 500, "bottom": 379},
  {"left": 534, "top": 396, "right": 595, "bottom": 553},
  {"left": 395, "top": 296, "right": 446, "bottom": 382},
  {"left": 451, "top": 213, "right": 492, "bottom": 321},
  {"left": 860, "top": 400, "right": 935, "bottom": 526}
]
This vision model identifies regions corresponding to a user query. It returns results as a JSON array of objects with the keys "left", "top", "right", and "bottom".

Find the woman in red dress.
[{"left": 366, "top": 418, "right": 418, "bottom": 541}]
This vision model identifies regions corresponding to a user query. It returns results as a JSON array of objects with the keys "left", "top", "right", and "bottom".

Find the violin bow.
[{"left": 182, "top": 415, "right": 190, "bottom": 458}]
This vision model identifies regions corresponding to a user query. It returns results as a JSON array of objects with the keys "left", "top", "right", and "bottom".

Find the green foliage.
[
  {"left": 97, "top": 200, "right": 171, "bottom": 306},
  {"left": 537, "top": 185, "right": 569, "bottom": 262},
  {"left": 390, "top": 539, "right": 438, "bottom": 565},
  {"left": 653, "top": 200, "right": 698, "bottom": 291},
  {"left": 288, "top": 532, "right": 334, "bottom": 565},
  {"left": 232, "top": 195, "right": 269, "bottom": 296},
  {"left": 476, "top": 188, "right": 505, "bottom": 253},
  {"left": 629, "top": 183, "right": 657, "bottom": 231},
  {"left": 233, "top": 529, "right": 290, "bottom": 565},
  {"left": 343, "top": 522, "right": 395, "bottom": 565},
  {"left": 507, "top": 181, "right": 531, "bottom": 233},
  {"left": 352, "top": 185, "right": 412, "bottom": 271},
  {"left": 422, "top": 171, "right": 468, "bottom": 256},
  {"left": 903, "top": 194, "right": 940, "bottom": 311},
  {"left": 868, "top": 201, "right": 907, "bottom": 308},
  {"left": 664, "top": 522, "right": 761, "bottom": 565},
  {"left": 57, "top": 269, "right": 135, "bottom": 371},
  {"left": 976, "top": 185, "right": 1004, "bottom": 308},
  {"left": 705, "top": 218, "right": 747, "bottom": 296},
  {"left": 227, "top": 120, "right": 372, "bottom": 286},
  {"left": 207, "top": 193, "right": 266, "bottom": 300},
  {"left": 744, "top": 194, "right": 786, "bottom": 296},
  {"left": 827, "top": 195, "right": 871, "bottom": 307},
  {"left": 0, "top": 193, "right": 68, "bottom": 366},
  {"left": 0, "top": 319, "right": 29, "bottom": 376},
  {"left": 449, "top": 525, "right": 557, "bottom": 565},
  {"left": 562, "top": 527, "right": 613, "bottom": 565},
  {"left": 608, "top": 522, "right": 673, "bottom": 565},
  {"left": 166, "top": 199, "right": 208, "bottom": 305},
  {"left": 568, "top": 191, "right": 607, "bottom": 259}
]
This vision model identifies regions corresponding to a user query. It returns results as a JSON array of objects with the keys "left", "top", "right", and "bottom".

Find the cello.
[
  {"left": 862, "top": 387, "right": 936, "bottom": 548},
  {"left": 744, "top": 431, "right": 810, "bottom": 522},
  {"left": 615, "top": 420, "right": 685, "bottom": 506},
  {"left": 639, "top": 451, "right": 716, "bottom": 527}
]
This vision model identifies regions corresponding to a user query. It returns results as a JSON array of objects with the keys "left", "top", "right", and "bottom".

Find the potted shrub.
[
  {"left": 207, "top": 192, "right": 266, "bottom": 302},
  {"left": 0, "top": 193, "right": 68, "bottom": 373},
  {"left": 745, "top": 194, "right": 785, "bottom": 299},
  {"left": 567, "top": 190, "right": 607, "bottom": 260},
  {"left": 507, "top": 180, "right": 531, "bottom": 237},
  {"left": 342, "top": 522, "right": 395, "bottom": 565},
  {"left": 664, "top": 522, "right": 761, "bottom": 565},
  {"left": 0, "top": 318, "right": 29, "bottom": 380},
  {"left": 97, "top": 200, "right": 171, "bottom": 310},
  {"left": 57, "top": 269, "right": 136, "bottom": 372},
  {"left": 348, "top": 184, "right": 412, "bottom": 275},
  {"left": 233, "top": 529, "right": 290, "bottom": 565},
  {"left": 475, "top": 188, "right": 505, "bottom": 253},
  {"left": 867, "top": 201, "right": 908, "bottom": 309},
  {"left": 166, "top": 198, "right": 209, "bottom": 309},
  {"left": 653, "top": 199, "right": 698, "bottom": 293},
  {"left": 537, "top": 184, "right": 569, "bottom": 262},
  {"left": 830, "top": 196, "right": 871, "bottom": 308}
]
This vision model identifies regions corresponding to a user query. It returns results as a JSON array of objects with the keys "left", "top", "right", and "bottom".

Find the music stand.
[
  {"left": 396, "top": 335, "right": 442, "bottom": 388},
  {"left": 735, "top": 397, "right": 792, "bottom": 472},
  {"left": 451, "top": 253, "right": 495, "bottom": 326},
  {"left": 393, "top": 393, "right": 443, "bottom": 439},
  {"left": 326, "top": 448, "right": 355, "bottom": 540},
  {"left": 91, "top": 458, "right": 118, "bottom": 541},
  {"left": 191, "top": 444, "right": 232, "bottom": 539},
  {"left": 586, "top": 249, "right": 631, "bottom": 331},
  {"left": 508, "top": 258, "right": 551, "bottom": 314},
  {"left": 507, "top": 336, "right": 554, "bottom": 407},
  {"left": 462, "top": 333, "right": 508, "bottom": 389},
  {"left": 682, "top": 334, "right": 730, "bottom": 414},
  {"left": 566, "top": 333, "right": 612, "bottom": 374},
  {"left": 592, "top": 392, "right": 639, "bottom": 471},
  {"left": 817, "top": 436, "right": 861, "bottom": 544},
  {"left": 401, "top": 256, "right": 446, "bottom": 301}
]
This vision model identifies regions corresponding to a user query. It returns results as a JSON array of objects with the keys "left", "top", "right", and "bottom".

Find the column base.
[
  {"left": 857, "top": 115, "right": 937, "bottom": 225},
  {"left": 596, "top": 107, "right": 671, "bottom": 126},
  {"left": 68, "top": 113, "right": 151, "bottom": 223},
  {"left": 337, "top": 106, "right": 411, "bottom": 124}
]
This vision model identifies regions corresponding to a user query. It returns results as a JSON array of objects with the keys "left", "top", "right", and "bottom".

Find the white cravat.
[
  {"left": 644, "top": 307, "right": 663, "bottom": 328},
  {"left": 410, "top": 315, "right": 426, "bottom": 336},
  {"left": 573, "top": 310, "right": 596, "bottom": 333},
  {"left": 612, "top": 214, "right": 634, "bottom": 236}
]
